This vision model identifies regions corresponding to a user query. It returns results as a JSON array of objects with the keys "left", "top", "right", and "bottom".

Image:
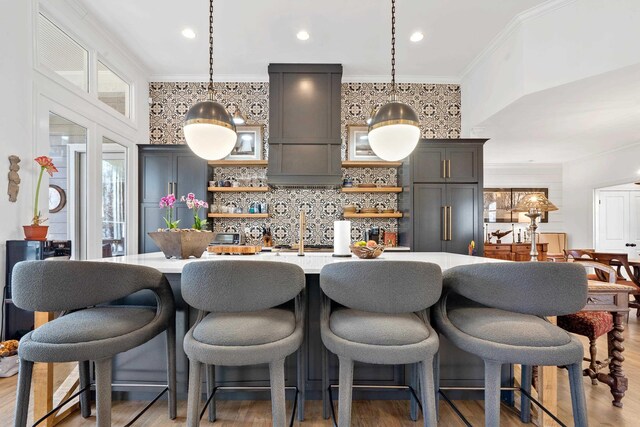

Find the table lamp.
[{"left": 512, "top": 193, "right": 558, "bottom": 261}]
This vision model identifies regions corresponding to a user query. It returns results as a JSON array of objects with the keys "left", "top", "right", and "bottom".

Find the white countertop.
[{"left": 98, "top": 251, "right": 504, "bottom": 274}]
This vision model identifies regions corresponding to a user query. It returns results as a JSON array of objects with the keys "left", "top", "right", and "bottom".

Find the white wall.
[
  {"left": 563, "top": 142, "right": 640, "bottom": 249},
  {"left": 484, "top": 163, "right": 563, "bottom": 243},
  {"left": 0, "top": 0, "right": 35, "bottom": 293},
  {"left": 462, "top": 0, "right": 640, "bottom": 134}
]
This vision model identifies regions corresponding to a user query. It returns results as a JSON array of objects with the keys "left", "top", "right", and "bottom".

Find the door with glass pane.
[
  {"left": 48, "top": 113, "right": 87, "bottom": 259},
  {"left": 101, "top": 138, "right": 127, "bottom": 257}
]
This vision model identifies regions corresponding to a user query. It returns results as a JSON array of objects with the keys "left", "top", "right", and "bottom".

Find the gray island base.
[{"left": 99, "top": 252, "right": 511, "bottom": 403}]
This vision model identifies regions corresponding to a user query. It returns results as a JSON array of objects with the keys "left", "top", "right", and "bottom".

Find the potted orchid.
[
  {"left": 181, "top": 193, "right": 208, "bottom": 230},
  {"left": 148, "top": 192, "right": 212, "bottom": 259},
  {"left": 23, "top": 156, "right": 58, "bottom": 241}
]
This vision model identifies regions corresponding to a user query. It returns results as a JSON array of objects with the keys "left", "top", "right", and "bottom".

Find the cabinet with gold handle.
[
  {"left": 447, "top": 205, "right": 452, "bottom": 241},
  {"left": 441, "top": 206, "right": 447, "bottom": 241}
]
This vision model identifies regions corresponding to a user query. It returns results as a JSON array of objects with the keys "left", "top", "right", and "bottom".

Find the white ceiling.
[
  {"left": 78, "top": 0, "right": 546, "bottom": 81},
  {"left": 478, "top": 63, "right": 640, "bottom": 163}
]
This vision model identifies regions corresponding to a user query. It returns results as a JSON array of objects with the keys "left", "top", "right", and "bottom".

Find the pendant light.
[
  {"left": 183, "top": 0, "right": 237, "bottom": 160},
  {"left": 232, "top": 106, "right": 246, "bottom": 125},
  {"left": 368, "top": 0, "right": 420, "bottom": 161}
]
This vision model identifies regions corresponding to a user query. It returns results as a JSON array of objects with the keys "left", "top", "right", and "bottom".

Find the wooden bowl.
[{"left": 350, "top": 244, "right": 385, "bottom": 259}]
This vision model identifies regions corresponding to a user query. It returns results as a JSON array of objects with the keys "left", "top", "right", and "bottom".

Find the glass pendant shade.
[
  {"left": 368, "top": 101, "right": 420, "bottom": 161},
  {"left": 184, "top": 100, "right": 237, "bottom": 160}
]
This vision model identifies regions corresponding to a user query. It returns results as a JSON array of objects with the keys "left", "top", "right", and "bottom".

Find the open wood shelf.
[
  {"left": 208, "top": 160, "right": 268, "bottom": 167},
  {"left": 341, "top": 187, "right": 402, "bottom": 193},
  {"left": 343, "top": 212, "right": 403, "bottom": 218},
  {"left": 208, "top": 213, "right": 269, "bottom": 218},
  {"left": 208, "top": 187, "right": 269, "bottom": 192},
  {"left": 342, "top": 161, "right": 403, "bottom": 168}
]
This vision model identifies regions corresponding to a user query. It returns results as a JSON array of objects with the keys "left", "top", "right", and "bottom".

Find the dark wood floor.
[{"left": 1, "top": 315, "right": 638, "bottom": 426}]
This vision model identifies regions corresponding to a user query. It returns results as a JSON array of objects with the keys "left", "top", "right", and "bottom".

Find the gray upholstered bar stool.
[
  {"left": 433, "top": 263, "right": 589, "bottom": 427},
  {"left": 182, "top": 260, "right": 305, "bottom": 427},
  {"left": 11, "top": 260, "right": 176, "bottom": 427},
  {"left": 320, "top": 261, "right": 442, "bottom": 427}
]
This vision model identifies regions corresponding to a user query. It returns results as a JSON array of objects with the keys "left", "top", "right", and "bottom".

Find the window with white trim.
[{"left": 97, "top": 61, "right": 131, "bottom": 118}]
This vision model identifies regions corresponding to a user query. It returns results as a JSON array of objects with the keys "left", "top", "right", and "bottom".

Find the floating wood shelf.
[
  {"left": 341, "top": 187, "right": 402, "bottom": 193},
  {"left": 342, "top": 161, "right": 403, "bottom": 168},
  {"left": 208, "top": 187, "right": 269, "bottom": 192},
  {"left": 208, "top": 213, "right": 269, "bottom": 218},
  {"left": 208, "top": 160, "right": 268, "bottom": 167},
  {"left": 343, "top": 212, "right": 403, "bottom": 218}
]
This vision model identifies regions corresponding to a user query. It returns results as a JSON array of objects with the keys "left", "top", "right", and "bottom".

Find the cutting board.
[{"left": 207, "top": 245, "right": 262, "bottom": 255}]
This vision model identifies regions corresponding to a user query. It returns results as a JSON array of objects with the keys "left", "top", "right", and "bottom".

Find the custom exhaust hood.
[{"left": 267, "top": 64, "right": 343, "bottom": 188}]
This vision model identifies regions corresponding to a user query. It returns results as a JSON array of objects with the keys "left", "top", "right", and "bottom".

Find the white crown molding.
[
  {"left": 459, "top": 0, "right": 577, "bottom": 80},
  {"left": 484, "top": 162, "right": 562, "bottom": 169},
  {"left": 149, "top": 74, "right": 460, "bottom": 84}
]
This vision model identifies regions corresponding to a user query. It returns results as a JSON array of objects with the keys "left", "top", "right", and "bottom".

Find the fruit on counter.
[
  {"left": 366, "top": 240, "right": 378, "bottom": 248},
  {"left": 354, "top": 241, "right": 367, "bottom": 247}
]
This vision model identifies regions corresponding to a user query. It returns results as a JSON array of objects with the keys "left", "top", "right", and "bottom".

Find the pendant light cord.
[
  {"left": 208, "top": 0, "right": 214, "bottom": 98},
  {"left": 390, "top": 0, "right": 396, "bottom": 95}
]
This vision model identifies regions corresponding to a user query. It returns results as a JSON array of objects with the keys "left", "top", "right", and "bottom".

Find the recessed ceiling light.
[
  {"left": 296, "top": 30, "right": 310, "bottom": 41},
  {"left": 409, "top": 31, "right": 424, "bottom": 42},
  {"left": 181, "top": 28, "right": 196, "bottom": 39}
]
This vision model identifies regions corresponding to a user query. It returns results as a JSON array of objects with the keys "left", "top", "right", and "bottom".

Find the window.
[
  {"left": 38, "top": 14, "right": 89, "bottom": 92},
  {"left": 97, "top": 61, "right": 131, "bottom": 118}
]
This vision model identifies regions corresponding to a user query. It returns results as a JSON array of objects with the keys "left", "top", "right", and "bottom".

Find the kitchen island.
[{"left": 98, "top": 251, "right": 509, "bottom": 402}]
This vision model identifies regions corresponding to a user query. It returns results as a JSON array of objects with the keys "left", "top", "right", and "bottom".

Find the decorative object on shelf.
[
  {"left": 182, "top": 0, "right": 237, "bottom": 160},
  {"left": 512, "top": 193, "right": 558, "bottom": 261},
  {"left": 342, "top": 177, "right": 353, "bottom": 187},
  {"left": 181, "top": 193, "right": 208, "bottom": 230},
  {"left": 208, "top": 244, "right": 262, "bottom": 255},
  {"left": 48, "top": 184, "right": 66, "bottom": 213},
  {"left": 225, "top": 124, "right": 263, "bottom": 160},
  {"left": 490, "top": 229, "right": 512, "bottom": 244},
  {"left": 8, "top": 155, "right": 20, "bottom": 203},
  {"left": 350, "top": 241, "right": 385, "bottom": 259},
  {"left": 367, "top": 0, "right": 420, "bottom": 161},
  {"left": 484, "top": 188, "right": 550, "bottom": 223},
  {"left": 333, "top": 220, "right": 352, "bottom": 257},
  {"left": 347, "top": 125, "right": 380, "bottom": 161},
  {"left": 23, "top": 156, "right": 58, "bottom": 241},
  {"left": 262, "top": 227, "right": 273, "bottom": 247}
]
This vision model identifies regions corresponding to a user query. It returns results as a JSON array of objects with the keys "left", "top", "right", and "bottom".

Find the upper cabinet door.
[
  {"left": 446, "top": 146, "right": 478, "bottom": 183},
  {"left": 174, "top": 152, "right": 207, "bottom": 201},
  {"left": 413, "top": 147, "right": 446, "bottom": 183},
  {"left": 140, "top": 152, "right": 173, "bottom": 203}
]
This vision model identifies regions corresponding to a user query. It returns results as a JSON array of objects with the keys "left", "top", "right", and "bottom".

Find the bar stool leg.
[
  {"left": 322, "top": 344, "right": 330, "bottom": 419},
  {"left": 206, "top": 364, "right": 216, "bottom": 422},
  {"left": 186, "top": 359, "right": 202, "bottom": 427},
  {"left": 79, "top": 360, "right": 91, "bottom": 418},
  {"left": 520, "top": 365, "right": 532, "bottom": 423},
  {"left": 166, "top": 318, "right": 177, "bottom": 420},
  {"left": 433, "top": 350, "right": 440, "bottom": 420},
  {"left": 338, "top": 356, "right": 354, "bottom": 427},
  {"left": 269, "top": 358, "right": 287, "bottom": 427},
  {"left": 14, "top": 358, "right": 33, "bottom": 427},
  {"left": 420, "top": 358, "right": 437, "bottom": 427},
  {"left": 568, "top": 362, "right": 588, "bottom": 427},
  {"left": 95, "top": 357, "right": 112, "bottom": 427},
  {"left": 297, "top": 345, "right": 306, "bottom": 421},
  {"left": 409, "top": 363, "right": 418, "bottom": 421},
  {"left": 484, "top": 360, "right": 502, "bottom": 427}
]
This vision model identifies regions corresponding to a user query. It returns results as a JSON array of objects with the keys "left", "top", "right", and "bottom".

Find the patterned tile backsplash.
[{"left": 149, "top": 81, "right": 461, "bottom": 245}]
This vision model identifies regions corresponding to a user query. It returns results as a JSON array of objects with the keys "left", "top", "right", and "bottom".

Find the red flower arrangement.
[{"left": 32, "top": 156, "right": 58, "bottom": 225}]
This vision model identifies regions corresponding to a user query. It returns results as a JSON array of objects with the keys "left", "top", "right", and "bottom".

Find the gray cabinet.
[
  {"left": 399, "top": 139, "right": 486, "bottom": 255},
  {"left": 138, "top": 145, "right": 207, "bottom": 253},
  {"left": 412, "top": 145, "right": 479, "bottom": 183}
]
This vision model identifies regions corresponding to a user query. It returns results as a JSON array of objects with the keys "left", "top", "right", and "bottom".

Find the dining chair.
[{"left": 586, "top": 252, "right": 640, "bottom": 317}]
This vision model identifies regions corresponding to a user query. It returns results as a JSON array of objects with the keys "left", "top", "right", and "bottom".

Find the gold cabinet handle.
[
  {"left": 442, "top": 159, "right": 446, "bottom": 179},
  {"left": 447, "top": 159, "right": 451, "bottom": 178},
  {"left": 448, "top": 206, "right": 453, "bottom": 241},
  {"left": 167, "top": 182, "right": 172, "bottom": 195},
  {"left": 442, "top": 206, "right": 447, "bottom": 241}
]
